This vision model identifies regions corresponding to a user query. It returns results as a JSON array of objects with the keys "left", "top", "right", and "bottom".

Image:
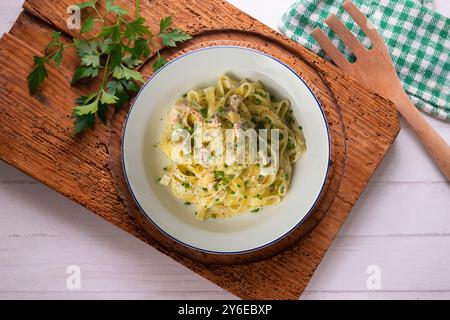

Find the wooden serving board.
[{"left": 0, "top": 0, "right": 400, "bottom": 299}]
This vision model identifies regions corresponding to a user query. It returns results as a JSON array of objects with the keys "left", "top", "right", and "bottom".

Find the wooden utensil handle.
[{"left": 393, "top": 90, "right": 450, "bottom": 181}]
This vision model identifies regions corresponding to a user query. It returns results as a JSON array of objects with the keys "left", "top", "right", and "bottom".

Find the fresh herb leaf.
[
  {"left": 99, "top": 25, "right": 121, "bottom": 42},
  {"left": 73, "top": 113, "right": 96, "bottom": 135},
  {"left": 27, "top": 0, "right": 191, "bottom": 136},
  {"left": 125, "top": 17, "right": 151, "bottom": 40},
  {"left": 73, "top": 96, "right": 99, "bottom": 116},
  {"left": 76, "top": 1, "right": 97, "bottom": 10},
  {"left": 113, "top": 65, "right": 144, "bottom": 82},
  {"left": 46, "top": 31, "right": 62, "bottom": 51},
  {"left": 81, "top": 15, "right": 96, "bottom": 34},
  {"left": 132, "top": 38, "right": 151, "bottom": 59},
  {"left": 72, "top": 65, "right": 99, "bottom": 84},
  {"left": 75, "top": 40, "right": 98, "bottom": 57},
  {"left": 98, "top": 38, "right": 113, "bottom": 54},
  {"left": 122, "top": 54, "right": 141, "bottom": 69},
  {"left": 100, "top": 90, "right": 119, "bottom": 104},
  {"left": 97, "top": 101, "right": 108, "bottom": 124},
  {"left": 122, "top": 79, "right": 139, "bottom": 92},
  {"left": 159, "top": 16, "right": 172, "bottom": 33},
  {"left": 152, "top": 52, "right": 167, "bottom": 72},
  {"left": 107, "top": 42, "right": 123, "bottom": 69},
  {"left": 107, "top": 80, "right": 129, "bottom": 106},
  {"left": 81, "top": 54, "right": 100, "bottom": 68},
  {"left": 27, "top": 56, "right": 48, "bottom": 95},
  {"left": 51, "top": 48, "right": 64, "bottom": 67},
  {"left": 105, "top": 0, "right": 128, "bottom": 16},
  {"left": 160, "top": 29, "right": 192, "bottom": 47}
]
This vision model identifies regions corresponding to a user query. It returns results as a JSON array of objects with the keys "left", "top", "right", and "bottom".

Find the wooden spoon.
[{"left": 312, "top": 0, "right": 450, "bottom": 180}]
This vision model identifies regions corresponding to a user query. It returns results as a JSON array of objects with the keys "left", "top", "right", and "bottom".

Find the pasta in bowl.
[
  {"left": 159, "top": 75, "right": 306, "bottom": 220},
  {"left": 122, "top": 46, "right": 330, "bottom": 253}
]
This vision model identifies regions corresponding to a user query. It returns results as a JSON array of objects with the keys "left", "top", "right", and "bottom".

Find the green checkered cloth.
[{"left": 280, "top": 0, "right": 450, "bottom": 120}]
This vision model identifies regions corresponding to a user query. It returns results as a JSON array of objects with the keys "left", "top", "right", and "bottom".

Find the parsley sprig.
[{"left": 27, "top": 0, "right": 191, "bottom": 135}]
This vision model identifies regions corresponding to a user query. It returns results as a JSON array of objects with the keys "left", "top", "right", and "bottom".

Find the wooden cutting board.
[{"left": 0, "top": 0, "right": 400, "bottom": 299}]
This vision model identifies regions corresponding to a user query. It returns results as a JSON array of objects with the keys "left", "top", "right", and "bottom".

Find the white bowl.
[{"left": 122, "top": 46, "right": 330, "bottom": 254}]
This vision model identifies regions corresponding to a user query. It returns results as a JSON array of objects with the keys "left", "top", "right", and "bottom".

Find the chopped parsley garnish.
[
  {"left": 286, "top": 116, "right": 295, "bottom": 124},
  {"left": 221, "top": 174, "right": 234, "bottom": 186},
  {"left": 214, "top": 170, "right": 225, "bottom": 179},
  {"left": 182, "top": 182, "right": 191, "bottom": 189},
  {"left": 287, "top": 143, "right": 296, "bottom": 151},
  {"left": 199, "top": 107, "right": 208, "bottom": 119}
]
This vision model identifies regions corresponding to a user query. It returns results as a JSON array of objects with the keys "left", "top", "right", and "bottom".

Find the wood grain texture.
[{"left": 0, "top": 0, "right": 399, "bottom": 299}]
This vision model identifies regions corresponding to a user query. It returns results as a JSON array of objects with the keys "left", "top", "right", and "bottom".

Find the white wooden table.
[{"left": 0, "top": 0, "right": 449, "bottom": 300}]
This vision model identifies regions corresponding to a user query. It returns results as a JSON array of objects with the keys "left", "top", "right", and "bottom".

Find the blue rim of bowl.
[{"left": 122, "top": 46, "right": 331, "bottom": 255}]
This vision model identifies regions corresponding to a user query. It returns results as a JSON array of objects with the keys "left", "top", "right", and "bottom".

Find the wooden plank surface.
[
  {"left": 1, "top": 0, "right": 401, "bottom": 299},
  {"left": 0, "top": 0, "right": 448, "bottom": 300}
]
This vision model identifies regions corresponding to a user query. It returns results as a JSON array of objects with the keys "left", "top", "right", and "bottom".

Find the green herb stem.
[
  {"left": 94, "top": 7, "right": 105, "bottom": 23},
  {"left": 135, "top": 0, "right": 140, "bottom": 18},
  {"left": 63, "top": 43, "right": 76, "bottom": 49},
  {"left": 27, "top": 0, "right": 191, "bottom": 135},
  {"left": 100, "top": 52, "right": 112, "bottom": 90}
]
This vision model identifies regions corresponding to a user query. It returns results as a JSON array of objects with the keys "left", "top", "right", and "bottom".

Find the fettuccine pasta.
[{"left": 158, "top": 75, "right": 306, "bottom": 220}]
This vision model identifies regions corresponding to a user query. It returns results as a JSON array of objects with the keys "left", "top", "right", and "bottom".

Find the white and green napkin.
[{"left": 280, "top": 0, "right": 449, "bottom": 120}]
